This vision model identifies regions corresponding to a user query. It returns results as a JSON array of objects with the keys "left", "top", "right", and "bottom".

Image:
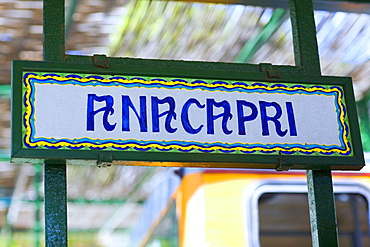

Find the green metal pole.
[
  {"left": 289, "top": 0, "right": 339, "bottom": 246},
  {"left": 44, "top": 162, "right": 68, "bottom": 246},
  {"left": 289, "top": 0, "right": 321, "bottom": 75},
  {"left": 43, "top": 0, "right": 65, "bottom": 62},
  {"left": 234, "top": 8, "right": 289, "bottom": 63},
  {"left": 307, "top": 170, "right": 339, "bottom": 246},
  {"left": 43, "top": 0, "right": 67, "bottom": 246}
]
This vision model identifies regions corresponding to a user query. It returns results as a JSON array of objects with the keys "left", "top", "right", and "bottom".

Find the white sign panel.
[{"left": 22, "top": 72, "right": 350, "bottom": 156}]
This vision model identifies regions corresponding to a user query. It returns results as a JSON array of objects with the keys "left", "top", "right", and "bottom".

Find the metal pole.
[
  {"left": 289, "top": 0, "right": 339, "bottom": 246},
  {"left": 43, "top": 0, "right": 67, "bottom": 246},
  {"left": 289, "top": 0, "right": 321, "bottom": 76},
  {"left": 307, "top": 170, "right": 339, "bottom": 246},
  {"left": 44, "top": 162, "right": 68, "bottom": 246},
  {"left": 43, "top": 0, "right": 65, "bottom": 62}
]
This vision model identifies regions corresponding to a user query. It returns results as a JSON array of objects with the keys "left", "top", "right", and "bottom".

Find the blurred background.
[{"left": 0, "top": 0, "right": 369, "bottom": 246}]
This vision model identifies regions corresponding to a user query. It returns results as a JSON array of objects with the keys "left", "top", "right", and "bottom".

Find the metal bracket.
[
  {"left": 97, "top": 153, "right": 113, "bottom": 168},
  {"left": 92, "top": 54, "right": 109, "bottom": 68},
  {"left": 276, "top": 156, "right": 293, "bottom": 171},
  {"left": 259, "top": 63, "right": 281, "bottom": 78}
]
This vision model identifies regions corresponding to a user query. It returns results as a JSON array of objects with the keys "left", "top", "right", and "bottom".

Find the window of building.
[{"left": 258, "top": 189, "right": 370, "bottom": 247}]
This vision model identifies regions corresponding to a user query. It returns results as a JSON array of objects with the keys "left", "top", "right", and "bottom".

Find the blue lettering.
[
  {"left": 86, "top": 94, "right": 116, "bottom": 131},
  {"left": 237, "top": 100, "right": 258, "bottom": 135},
  {"left": 181, "top": 98, "right": 205, "bottom": 134},
  {"left": 122, "top": 95, "right": 147, "bottom": 132},
  {"left": 151, "top": 96, "right": 177, "bottom": 133},
  {"left": 259, "top": 101, "right": 288, "bottom": 137},
  {"left": 286, "top": 102, "right": 297, "bottom": 136},
  {"left": 206, "top": 99, "right": 233, "bottom": 135},
  {"left": 85, "top": 94, "right": 298, "bottom": 138}
]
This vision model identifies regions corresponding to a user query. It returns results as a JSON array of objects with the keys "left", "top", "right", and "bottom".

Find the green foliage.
[
  {"left": 0, "top": 232, "right": 104, "bottom": 247},
  {"left": 357, "top": 98, "right": 370, "bottom": 152}
]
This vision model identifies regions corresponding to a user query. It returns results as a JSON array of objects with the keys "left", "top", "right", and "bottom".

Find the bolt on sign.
[{"left": 11, "top": 59, "right": 364, "bottom": 170}]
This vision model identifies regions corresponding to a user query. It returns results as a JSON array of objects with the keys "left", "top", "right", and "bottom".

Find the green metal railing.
[
  {"left": 43, "top": 0, "right": 68, "bottom": 246},
  {"left": 34, "top": 0, "right": 348, "bottom": 246}
]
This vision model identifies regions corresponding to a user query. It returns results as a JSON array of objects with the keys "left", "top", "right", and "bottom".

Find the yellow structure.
[{"left": 133, "top": 168, "right": 370, "bottom": 247}]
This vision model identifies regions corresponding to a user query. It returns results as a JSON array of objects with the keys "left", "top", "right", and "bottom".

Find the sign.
[{"left": 11, "top": 59, "right": 364, "bottom": 169}]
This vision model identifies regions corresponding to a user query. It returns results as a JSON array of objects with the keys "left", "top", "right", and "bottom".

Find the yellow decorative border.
[{"left": 22, "top": 72, "right": 351, "bottom": 156}]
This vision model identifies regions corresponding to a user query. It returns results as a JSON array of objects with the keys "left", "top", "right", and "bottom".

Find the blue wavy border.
[{"left": 23, "top": 73, "right": 351, "bottom": 156}]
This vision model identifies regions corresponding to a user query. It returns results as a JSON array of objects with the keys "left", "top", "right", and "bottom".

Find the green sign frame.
[{"left": 11, "top": 58, "right": 364, "bottom": 170}]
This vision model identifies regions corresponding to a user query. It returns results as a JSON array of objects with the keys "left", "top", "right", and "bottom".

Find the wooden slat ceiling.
[
  {"left": 107, "top": 1, "right": 370, "bottom": 98},
  {"left": 0, "top": 0, "right": 369, "bottom": 235}
]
